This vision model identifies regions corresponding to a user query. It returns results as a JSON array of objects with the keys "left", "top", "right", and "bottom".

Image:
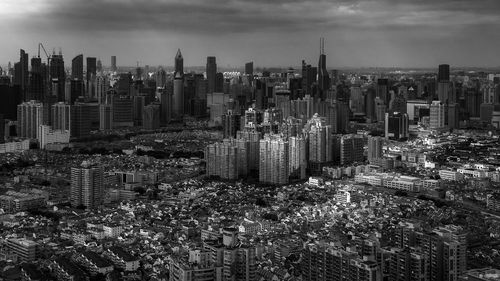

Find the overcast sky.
[{"left": 1, "top": 0, "right": 500, "bottom": 68}]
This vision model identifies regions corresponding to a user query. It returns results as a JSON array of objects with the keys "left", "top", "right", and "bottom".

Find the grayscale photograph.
[{"left": 0, "top": 0, "right": 499, "bottom": 280}]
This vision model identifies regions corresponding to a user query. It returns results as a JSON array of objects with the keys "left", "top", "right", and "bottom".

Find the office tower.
[
  {"left": 175, "top": 49, "right": 183, "bottom": 75},
  {"left": 438, "top": 64, "right": 450, "bottom": 82},
  {"left": 222, "top": 110, "right": 241, "bottom": 138},
  {"left": 69, "top": 79, "right": 84, "bottom": 104},
  {"left": 437, "top": 80, "right": 453, "bottom": 104},
  {"left": 111, "top": 96, "right": 133, "bottom": 128},
  {"left": 99, "top": 104, "right": 112, "bottom": 130},
  {"left": 259, "top": 135, "right": 289, "bottom": 185},
  {"left": 339, "top": 134, "right": 364, "bottom": 165},
  {"left": 132, "top": 95, "right": 147, "bottom": 126},
  {"left": 111, "top": 56, "right": 117, "bottom": 71},
  {"left": 51, "top": 102, "right": 71, "bottom": 132},
  {"left": 215, "top": 72, "right": 224, "bottom": 93},
  {"left": 95, "top": 75, "right": 108, "bottom": 104},
  {"left": 375, "top": 97, "right": 386, "bottom": 122},
  {"left": 289, "top": 135, "right": 307, "bottom": 179},
  {"left": 86, "top": 57, "right": 96, "bottom": 82},
  {"left": 71, "top": 54, "right": 84, "bottom": 80},
  {"left": 17, "top": 100, "right": 47, "bottom": 139},
  {"left": 448, "top": 103, "right": 459, "bottom": 129},
  {"left": 368, "top": 136, "right": 383, "bottom": 162},
  {"left": 13, "top": 49, "right": 29, "bottom": 101},
  {"left": 71, "top": 161, "right": 104, "bottom": 209},
  {"left": 365, "top": 87, "right": 376, "bottom": 121},
  {"left": 206, "top": 56, "right": 217, "bottom": 94},
  {"left": 71, "top": 102, "right": 99, "bottom": 137},
  {"left": 96, "top": 59, "right": 102, "bottom": 73},
  {"left": 50, "top": 51, "right": 66, "bottom": 102},
  {"left": 317, "top": 38, "right": 330, "bottom": 100},
  {"left": 0, "top": 114, "right": 4, "bottom": 143},
  {"left": 430, "top": 100, "right": 445, "bottom": 129},
  {"left": 237, "top": 129, "right": 262, "bottom": 172},
  {"left": 308, "top": 114, "right": 332, "bottom": 164},
  {"left": 377, "top": 79, "right": 389, "bottom": 105},
  {"left": 385, "top": 112, "right": 409, "bottom": 140},
  {"left": 245, "top": 62, "right": 253, "bottom": 76},
  {"left": 29, "top": 57, "right": 45, "bottom": 101},
  {"left": 0, "top": 84, "right": 22, "bottom": 120},
  {"left": 350, "top": 86, "right": 364, "bottom": 114},
  {"left": 156, "top": 68, "right": 167, "bottom": 88},
  {"left": 337, "top": 102, "right": 350, "bottom": 134},
  {"left": 173, "top": 72, "right": 184, "bottom": 119},
  {"left": 142, "top": 103, "right": 160, "bottom": 130},
  {"left": 301, "top": 60, "right": 317, "bottom": 96}
]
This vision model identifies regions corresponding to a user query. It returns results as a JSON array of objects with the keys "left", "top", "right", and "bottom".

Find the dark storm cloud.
[{"left": 32, "top": 0, "right": 500, "bottom": 34}]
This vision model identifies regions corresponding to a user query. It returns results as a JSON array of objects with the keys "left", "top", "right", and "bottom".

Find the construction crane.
[{"left": 38, "top": 43, "right": 51, "bottom": 62}]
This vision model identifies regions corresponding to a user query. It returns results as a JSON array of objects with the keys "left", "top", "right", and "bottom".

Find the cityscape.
[{"left": 1, "top": 0, "right": 500, "bottom": 281}]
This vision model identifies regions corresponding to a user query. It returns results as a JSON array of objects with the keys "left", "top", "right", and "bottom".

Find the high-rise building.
[
  {"left": 111, "top": 56, "right": 117, "bottom": 71},
  {"left": 69, "top": 79, "right": 84, "bottom": 104},
  {"left": 377, "top": 79, "right": 389, "bottom": 105},
  {"left": 6, "top": 238, "right": 37, "bottom": 262},
  {"left": 237, "top": 129, "right": 262, "bottom": 172},
  {"left": 308, "top": 114, "right": 332, "bottom": 164},
  {"left": 367, "top": 136, "right": 383, "bottom": 162},
  {"left": 86, "top": 57, "right": 96, "bottom": 82},
  {"left": 50, "top": 52, "right": 66, "bottom": 102},
  {"left": 71, "top": 54, "right": 84, "bottom": 80},
  {"left": 156, "top": 68, "right": 167, "bottom": 88},
  {"left": 71, "top": 161, "right": 104, "bottom": 209},
  {"left": 17, "top": 100, "right": 47, "bottom": 139},
  {"left": 206, "top": 56, "right": 217, "bottom": 94},
  {"left": 29, "top": 57, "right": 45, "bottom": 101},
  {"left": 173, "top": 72, "right": 184, "bottom": 119},
  {"left": 438, "top": 64, "right": 450, "bottom": 82},
  {"left": 142, "top": 103, "right": 160, "bottom": 130},
  {"left": 111, "top": 96, "right": 133, "bottom": 128},
  {"left": 71, "top": 102, "right": 100, "bottom": 138},
  {"left": 385, "top": 112, "right": 409, "bottom": 140},
  {"left": 222, "top": 110, "right": 241, "bottom": 138},
  {"left": 205, "top": 141, "right": 239, "bottom": 180},
  {"left": 259, "top": 135, "right": 289, "bottom": 185},
  {"left": 175, "top": 49, "right": 183, "bottom": 75},
  {"left": 430, "top": 100, "right": 445, "bottom": 129},
  {"left": 289, "top": 135, "right": 307, "bottom": 179},
  {"left": 0, "top": 84, "right": 22, "bottom": 120},
  {"left": 13, "top": 49, "right": 29, "bottom": 101},
  {"left": 245, "top": 62, "right": 253, "bottom": 76},
  {"left": 51, "top": 102, "right": 71, "bottom": 132},
  {"left": 339, "top": 134, "right": 364, "bottom": 165},
  {"left": 0, "top": 114, "right": 4, "bottom": 143},
  {"left": 317, "top": 38, "right": 330, "bottom": 100}
]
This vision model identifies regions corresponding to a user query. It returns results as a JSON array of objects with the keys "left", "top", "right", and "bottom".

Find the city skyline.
[{"left": 1, "top": 0, "right": 500, "bottom": 68}]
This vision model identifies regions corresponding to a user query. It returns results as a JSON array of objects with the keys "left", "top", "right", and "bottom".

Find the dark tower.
[
  {"left": 72, "top": 54, "right": 83, "bottom": 80},
  {"left": 29, "top": 57, "right": 45, "bottom": 101},
  {"left": 175, "top": 49, "right": 184, "bottom": 76},
  {"left": 206, "top": 56, "right": 217, "bottom": 94},
  {"left": 86, "top": 57, "right": 97, "bottom": 82},
  {"left": 245, "top": 62, "right": 254, "bottom": 76},
  {"left": 50, "top": 50, "right": 66, "bottom": 102},
  {"left": 438, "top": 64, "right": 450, "bottom": 82},
  {"left": 317, "top": 37, "right": 330, "bottom": 100}
]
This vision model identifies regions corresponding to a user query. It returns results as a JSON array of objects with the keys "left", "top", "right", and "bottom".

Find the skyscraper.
[
  {"left": 50, "top": 51, "right": 66, "bottom": 102},
  {"left": 29, "top": 57, "right": 45, "bottom": 101},
  {"left": 17, "top": 100, "right": 47, "bottom": 139},
  {"left": 142, "top": 103, "right": 160, "bottom": 130},
  {"left": 385, "top": 112, "right": 409, "bottom": 140},
  {"left": 339, "top": 134, "right": 364, "bottom": 165},
  {"left": 51, "top": 102, "right": 71, "bottom": 132},
  {"left": 438, "top": 64, "right": 450, "bottom": 82},
  {"left": 13, "top": 49, "right": 29, "bottom": 101},
  {"left": 71, "top": 161, "right": 104, "bottom": 209},
  {"left": 289, "top": 135, "right": 307, "bottom": 180},
  {"left": 245, "top": 62, "right": 253, "bottom": 76},
  {"left": 71, "top": 54, "right": 83, "bottom": 80},
  {"left": 430, "top": 100, "right": 445, "bottom": 129},
  {"left": 308, "top": 114, "right": 332, "bottom": 164},
  {"left": 86, "top": 57, "right": 97, "bottom": 82},
  {"left": 376, "top": 78, "right": 389, "bottom": 105},
  {"left": 317, "top": 37, "right": 330, "bottom": 100},
  {"left": 173, "top": 72, "right": 184, "bottom": 119},
  {"left": 206, "top": 56, "right": 217, "bottom": 94},
  {"left": 259, "top": 135, "right": 289, "bottom": 185},
  {"left": 111, "top": 56, "right": 117, "bottom": 72},
  {"left": 175, "top": 49, "right": 183, "bottom": 75},
  {"left": 367, "top": 136, "right": 383, "bottom": 162}
]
